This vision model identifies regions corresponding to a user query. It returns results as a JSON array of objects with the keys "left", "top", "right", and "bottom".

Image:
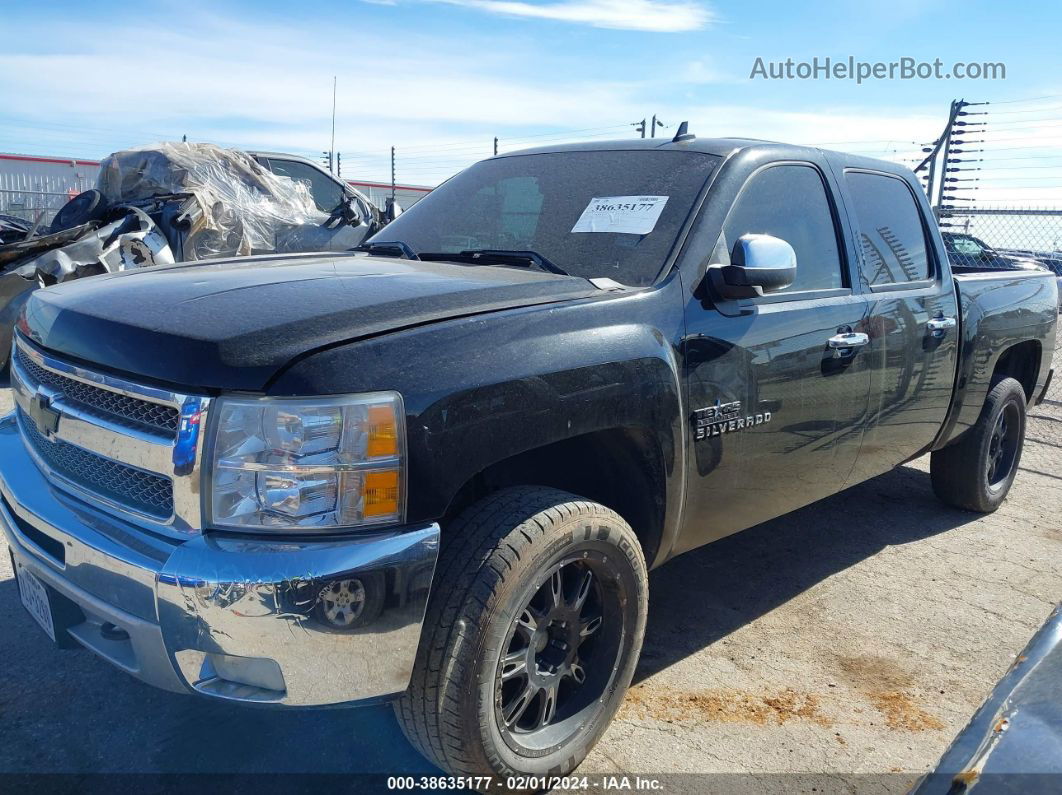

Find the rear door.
[
  {"left": 679, "top": 160, "right": 874, "bottom": 552},
  {"left": 836, "top": 169, "right": 961, "bottom": 484}
]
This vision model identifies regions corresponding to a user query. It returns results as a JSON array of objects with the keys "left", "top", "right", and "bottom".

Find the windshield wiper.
[
  {"left": 356, "top": 240, "right": 420, "bottom": 260},
  {"left": 418, "top": 249, "right": 570, "bottom": 276}
]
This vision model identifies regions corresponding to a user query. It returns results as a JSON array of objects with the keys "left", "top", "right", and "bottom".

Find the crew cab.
[{"left": 1, "top": 135, "right": 1056, "bottom": 782}]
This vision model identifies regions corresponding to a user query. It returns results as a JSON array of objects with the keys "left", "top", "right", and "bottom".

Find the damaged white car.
[{"left": 0, "top": 142, "right": 387, "bottom": 370}]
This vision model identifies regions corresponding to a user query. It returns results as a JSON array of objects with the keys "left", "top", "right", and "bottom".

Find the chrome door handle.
[
  {"left": 827, "top": 332, "right": 870, "bottom": 349},
  {"left": 826, "top": 332, "right": 870, "bottom": 358},
  {"left": 927, "top": 316, "right": 957, "bottom": 332}
]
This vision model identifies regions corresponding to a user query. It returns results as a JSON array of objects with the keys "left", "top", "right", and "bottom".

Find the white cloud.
[
  {"left": 427, "top": 0, "right": 714, "bottom": 32},
  {"left": 679, "top": 104, "right": 947, "bottom": 155},
  {"left": 11, "top": 5, "right": 1050, "bottom": 193},
  {"left": 0, "top": 11, "right": 662, "bottom": 181}
]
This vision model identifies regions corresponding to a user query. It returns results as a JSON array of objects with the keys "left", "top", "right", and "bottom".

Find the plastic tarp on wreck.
[{"left": 97, "top": 142, "right": 329, "bottom": 261}]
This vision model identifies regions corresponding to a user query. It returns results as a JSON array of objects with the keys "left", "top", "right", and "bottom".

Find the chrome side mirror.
[{"left": 707, "top": 233, "right": 797, "bottom": 299}]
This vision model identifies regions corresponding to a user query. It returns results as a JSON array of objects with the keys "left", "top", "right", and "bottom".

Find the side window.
[
  {"left": 845, "top": 172, "right": 931, "bottom": 286},
  {"left": 723, "top": 165, "right": 844, "bottom": 292},
  {"left": 266, "top": 159, "right": 344, "bottom": 212}
]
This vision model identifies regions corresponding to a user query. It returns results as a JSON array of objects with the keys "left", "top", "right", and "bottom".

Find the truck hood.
[{"left": 19, "top": 253, "right": 601, "bottom": 391}]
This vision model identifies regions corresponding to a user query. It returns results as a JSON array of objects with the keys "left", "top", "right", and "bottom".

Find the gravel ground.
[{"left": 0, "top": 335, "right": 1059, "bottom": 790}]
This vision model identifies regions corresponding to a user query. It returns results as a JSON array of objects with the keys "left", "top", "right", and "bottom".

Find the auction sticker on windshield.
[{"left": 571, "top": 195, "right": 669, "bottom": 235}]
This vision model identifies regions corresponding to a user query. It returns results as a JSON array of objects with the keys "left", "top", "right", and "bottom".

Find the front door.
[{"left": 679, "top": 161, "right": 873, "bottom": 554}]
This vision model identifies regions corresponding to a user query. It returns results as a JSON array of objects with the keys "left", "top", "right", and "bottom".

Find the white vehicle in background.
[
  {"left": 0, "top": 143, "right": 398, "bottom": 371},
  {"left": 248, "top": 151, "right": 384, "bottom": 221}
]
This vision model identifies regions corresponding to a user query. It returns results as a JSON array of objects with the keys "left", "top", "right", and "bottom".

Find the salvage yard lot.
[{"left": 0, "top": 333, "right": 1059, "bottom": 788}]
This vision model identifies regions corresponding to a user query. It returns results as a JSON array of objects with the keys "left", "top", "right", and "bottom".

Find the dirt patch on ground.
[
  {"left": 836, "top": 655, "right": 944, "bottom": 732},
  {"left": 620, "top": 684, "right": 833, "bottom": 727},
  {"left": 867, "top": 691, "right": 946, "bottom": 732},
  {"left": 837, "top": 654, "right": 916, "bottom": 690}
]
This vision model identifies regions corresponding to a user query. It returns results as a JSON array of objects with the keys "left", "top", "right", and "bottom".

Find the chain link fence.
[
  {"left": 0, "top": 189, "right": 71, "bottom": 227},
  {"left": 938, "top": 207, "right": 1062, "bottom": 274}
]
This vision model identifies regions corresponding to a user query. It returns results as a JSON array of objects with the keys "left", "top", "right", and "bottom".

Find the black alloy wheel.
[{"left": 494, "top": 556, "right": 621, "bottom": 752}]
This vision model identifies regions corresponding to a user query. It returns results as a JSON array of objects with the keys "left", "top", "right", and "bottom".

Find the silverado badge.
[{"left": 692, "top": 400, "right": 771, "bottom": 440}]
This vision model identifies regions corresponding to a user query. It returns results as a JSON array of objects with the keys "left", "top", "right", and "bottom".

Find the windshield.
[
  {"left": 370, "top": 150, "right": 721, "bottom": 286},
  {"left": 947, "top": 234, "right": 990, "bottom": 257}
]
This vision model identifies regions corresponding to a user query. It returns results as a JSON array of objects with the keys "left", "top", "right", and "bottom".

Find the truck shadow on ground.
[
  {"left": 635, "top": 462, "right": 979, "bottom": 683},
  {"left": 0, "top": 462, "right": 977, "bottom": 776}
]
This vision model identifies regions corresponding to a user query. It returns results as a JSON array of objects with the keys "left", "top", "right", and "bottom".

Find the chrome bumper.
[{"left": 0, "top": 414, "right": 439, "bottom": 706}]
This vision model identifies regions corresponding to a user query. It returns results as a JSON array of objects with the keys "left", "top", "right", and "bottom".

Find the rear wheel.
[
  {"left": 395, "top": 487, "right": 647, "bottom": 780},
  {"left": 931, "top": 377, "right": 1027, "bottom": 512}
]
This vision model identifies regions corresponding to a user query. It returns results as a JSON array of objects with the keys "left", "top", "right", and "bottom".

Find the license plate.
[{"left": 16, "top": 560, "right": 56, "bottom": 642}]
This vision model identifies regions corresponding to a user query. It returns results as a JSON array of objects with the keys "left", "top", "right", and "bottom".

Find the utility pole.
[
  {"left": 651, "top": 115, "right": 665, "bottom": 138},
  {"left": 329, "top": 75, "right": 337, "bottom": 174},
  {"left": 336, "top": 152, "right": 342, "bottom": 178},
  {"left": 391, "top": 146, "right": 396, "bottom": 205},
  {"left": 632, "top": 118, "right": 646, "bottom": 138},
  {"left": 322, "top": 150, "right": 333, "bottom": 171},
  {"left": 493, "top": 137, "right": 498, "bottom": 156}
]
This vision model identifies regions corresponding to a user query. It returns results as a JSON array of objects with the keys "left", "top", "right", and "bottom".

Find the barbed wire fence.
[{"left": 912, "top": 95, "right": 1062, "bottom": 277}]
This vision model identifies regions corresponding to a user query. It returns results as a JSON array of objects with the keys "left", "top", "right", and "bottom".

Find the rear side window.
[
  {"left": 723, "top": 164, "right": 844, "bottom": 292},
  {"left": 845, "top": 172, "right": 931, "bottom": 286}
]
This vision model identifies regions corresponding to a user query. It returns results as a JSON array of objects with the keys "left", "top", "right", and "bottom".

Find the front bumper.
[{"left": 0, "top": 413, "right": 439, "bottom": 706}]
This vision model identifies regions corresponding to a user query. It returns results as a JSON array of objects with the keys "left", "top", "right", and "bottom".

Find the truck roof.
[{"left": 496, "top": 136, "right": 916, "bottom": 177}]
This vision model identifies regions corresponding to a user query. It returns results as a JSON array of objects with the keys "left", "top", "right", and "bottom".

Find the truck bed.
[{"left": 935, "top": 268, "right": 1058, "bottom": 447}]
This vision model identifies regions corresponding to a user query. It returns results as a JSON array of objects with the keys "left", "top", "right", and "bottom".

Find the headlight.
[{"left": 207, "top": 392, "right": 405, "bottom": 531}]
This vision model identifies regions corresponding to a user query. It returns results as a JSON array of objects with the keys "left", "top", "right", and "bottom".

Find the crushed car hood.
[{"left": 19, "top": 253, "right": 600, "bottom": 391}]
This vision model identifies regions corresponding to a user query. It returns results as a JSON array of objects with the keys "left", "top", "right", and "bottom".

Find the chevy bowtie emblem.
[{"left": 28, "top": 392, "right": 61, "bottom": 439}]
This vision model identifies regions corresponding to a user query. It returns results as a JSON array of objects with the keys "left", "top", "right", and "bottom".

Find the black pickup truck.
[{"left": 1, "top": 134, "right": 1057, "bottom": 782}]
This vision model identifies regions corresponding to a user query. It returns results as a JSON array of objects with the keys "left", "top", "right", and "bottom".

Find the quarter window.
[
  {"left": 723, "top": 165, "right": 845, "bottom": 292},
  {"left": 845, "top": 172, "right": 931, "bottom": 286}
]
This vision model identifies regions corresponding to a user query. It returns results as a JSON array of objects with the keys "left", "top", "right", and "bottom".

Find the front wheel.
[
  {"left": 931, "top": 376, "right": 1027, "bottom": 512},
  {"left": 395, "top": 487, "right": 648, "bottom": 780}
]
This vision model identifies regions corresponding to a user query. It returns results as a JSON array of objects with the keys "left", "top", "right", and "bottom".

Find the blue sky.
[{"left": 1, "top": 0, "right": 1059, "bottom": 194}]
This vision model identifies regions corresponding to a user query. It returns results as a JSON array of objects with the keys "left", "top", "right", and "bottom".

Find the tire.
[
  {"left": 49, "top": 189, "right": 108, "bottom": 234},
  {"left": 395, "top": 486, "right": 648, "bottom": 781},
  {"left": 931, "top": 377, "right": 1027, "bottom": 513}
]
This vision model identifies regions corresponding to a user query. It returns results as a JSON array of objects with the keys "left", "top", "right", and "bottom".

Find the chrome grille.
[
  {"left": 16, "top": 346, "right": 179, "bottom": 436},
  {"left": 19, "top": 410, "right": 174, "bottom": 519},
  {"left": 11, "top": 335, "right": 210, "bottom": 535}
]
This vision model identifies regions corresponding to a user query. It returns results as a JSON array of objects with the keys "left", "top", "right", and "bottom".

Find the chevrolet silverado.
[{"left": 1, "top": 134, "right": 1057, "bottom": 782}]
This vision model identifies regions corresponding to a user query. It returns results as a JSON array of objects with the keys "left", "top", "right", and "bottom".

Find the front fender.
[{"left": 269, "top": 280, "right": 687, "bottom": 560}]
